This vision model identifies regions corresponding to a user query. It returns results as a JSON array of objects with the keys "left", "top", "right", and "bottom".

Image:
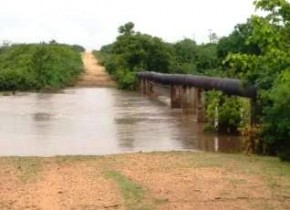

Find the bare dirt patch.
[
  {"left": 0, "top": 152, "right": 289, "bottom": 210},
  {"left": 103, "top": 152, "right": 290, "bottom": 210},
  {"left": 0, "top": 158, "right": 123, "bottom": 210},
  {"left": 77, "top": 52, "right": 116, "bottom": 87}
]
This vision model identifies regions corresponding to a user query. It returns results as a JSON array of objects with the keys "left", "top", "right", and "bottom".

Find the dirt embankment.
[
  {"left": 77, "top": 52, "right": 116, "bottom": 87},
  {"left": 0, "top": 152, "right": 289, "bottom": 210}
]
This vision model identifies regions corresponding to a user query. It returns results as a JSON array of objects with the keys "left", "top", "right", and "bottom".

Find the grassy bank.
[{"left": 0, "top": 152, "right": 289, "bottom": 209}]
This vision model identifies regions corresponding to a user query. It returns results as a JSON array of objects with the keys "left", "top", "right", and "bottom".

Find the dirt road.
[
  {"left": 0, "top": 152, "right": 289, "bottom": 210},
  {"left": 77, "top": 52, "right": 116, "bottom": 87}
]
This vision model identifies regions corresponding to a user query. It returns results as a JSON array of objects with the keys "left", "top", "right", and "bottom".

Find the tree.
[
  {"left": 99, "top": 22, "right": 175, "bottom": 89},
  {"left": 173, "top": 39, "right": 198, "bottom": 74},
  {"left": 226, "top": 0, "right": 290, "bottom": 158},
  {"left": 174, "top": 39, "right": 197, "bottom": 63},
  {"left": 100, "top": 44, "right": 114, "bottom": 53},
  {"left": 118, "top": 22, "right": 135, "bottom": 35},
  {"left": 263, "top": 70, "right": 290, "bottom": 160},
  {"left": 0, "top": 43, "right": 83, "bottom": 91},
  {"left": 195, "top": 43, "right": 218, "bottom": 71},
  {"left": 209, "top": 31, "right": 219, "bottom": 44},
  {"left": 217, "top": 20, "right": 261, "bottom": 60}
]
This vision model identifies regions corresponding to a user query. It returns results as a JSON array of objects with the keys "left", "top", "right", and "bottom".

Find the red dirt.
[
  {"left": 77, "top": 52, "right": 116, "bottom": 87},
  {"left": 0, "top": 152, "right": 289, "bottom": 210}
]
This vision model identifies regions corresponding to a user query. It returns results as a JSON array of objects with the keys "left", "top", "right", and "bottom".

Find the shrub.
[
  {"left": 205, "top": 91, "right": 246, "bottom": 134},
  {"left": 0, "top": 43, "right": 83, "bottom": 91},
  {"left": 262, "top": 70, "right": 290, "bottom": 160},
  {"left": 115, "top": 69, "right": 137, "bottom": 90}
]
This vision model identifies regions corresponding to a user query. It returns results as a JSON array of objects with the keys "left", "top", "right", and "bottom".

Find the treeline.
[
  {"left": 0, "top": 42, "right": 84, "bottom": 91},
  {"left": 96, "top": 0, "right": 290, "bottom": 160},
  {"left": 95, "top": 23, "right": 219, "bottom": 90}
]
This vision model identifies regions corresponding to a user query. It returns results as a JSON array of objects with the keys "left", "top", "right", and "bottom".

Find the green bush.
[
  {"left": 205, "top": 91, "right": 246, "bottom": 134},
  {"left": 0, "top": 43, "right": 83, "bottom": 91},
  {"left": 115, "top": 69, "right": 137, "bottom": 90},
  {"left": 263, "top": 70, "right": 290, "bottom": 160},
  {"left": 225, "top": 0, "right": 290, "bottom": 159},
  {"left": 97, "top": 22, "right": 175, "bottom": 89}
]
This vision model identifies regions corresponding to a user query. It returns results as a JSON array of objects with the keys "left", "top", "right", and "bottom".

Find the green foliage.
[
  {"left": 71, "top": 44, "right": 86, "bottom": 53},
  {"left": 118, "top": 22, "right": 135, "bottom": 35},
  {"left": 99, "top": 22, "right": 175, "bottom": 89},
  {"left": 205, "top": 91, "right": 245, "bottom": 134},
  {"left": 218, "top": 96, "right": 243, "bottom": 134},
  {"left": 97, "top": 4, "right": 290, "bottom": 160},
  {"left": 112, "top": 32, "right": 174, "bottom": 73},
  {"left": 99, "top": 44, "right": 114, "bottom": 54},
  {"left": 174, "top": 39, "right": 197, "bottom": 63},
  {"left": 0, "top": 43, "right": 83, "bottom": 91},
  {"left": 204, "top": 91, "right": 221, "bottom": 132},
  {"left": 173, "top": 40, "right": 219, "bottom": 74},
  {"left": 98, "top": 23, "right": 221, "bottom": 89},
  {"left": 225, "top": 0, "right": 290, "bottom": 159},
  {"left": 173, "top": 39, "right": 198, "bottom": 74},
  {"left": 115, "top": 68, "right": 137, "bottom": 90},
  {"left": 195, "top": 43, "right": 218, "bottom": 71},
  {"left": 217, "top": 20, "right": 261, "bottom": 61},
  {"left": 263, "top": 70, "right": 290, "bottom": 160},
  {"left": 98, "top": 23, "right": 246, "bottom": 136}
]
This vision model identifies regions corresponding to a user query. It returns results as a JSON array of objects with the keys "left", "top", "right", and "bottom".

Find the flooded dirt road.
[
  {"left": 0, "top": 88, "right": 243, "bottom": 156},
  {"left": 77, "top": 52, "right": 116, "bottom": 87}
]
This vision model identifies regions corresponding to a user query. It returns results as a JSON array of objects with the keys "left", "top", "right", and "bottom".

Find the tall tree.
[{"left": 217, "top": 20, "right": 261, "bottom": 60}]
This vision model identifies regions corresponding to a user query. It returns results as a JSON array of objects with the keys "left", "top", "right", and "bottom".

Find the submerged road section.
[{"left": 0, "top": 88, "right": 243, "bottom": 156}]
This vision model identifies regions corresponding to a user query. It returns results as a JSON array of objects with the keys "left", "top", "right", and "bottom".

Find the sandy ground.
[
  {"left": 77, "top": 52, "right": 116, "bottom": 87},
  {"left": 0, "top": 152, "right": 289, "bottom": 210},
  {"left": 0, "top": 158, "right": 123, "bottom": 210}
]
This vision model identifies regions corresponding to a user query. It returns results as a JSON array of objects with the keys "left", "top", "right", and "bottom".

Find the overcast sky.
[{"left": 0, "top": 0, "right": 256, "bottom": 50}]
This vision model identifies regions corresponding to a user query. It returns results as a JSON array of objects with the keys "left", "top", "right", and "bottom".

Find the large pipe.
[{"left": 137, "top": 71, "right": 256, "bottom": 98}]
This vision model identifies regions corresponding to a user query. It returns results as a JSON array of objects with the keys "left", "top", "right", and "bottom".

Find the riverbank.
[{"left": 0, "top": 152, "right": 289, "bottom": 210}]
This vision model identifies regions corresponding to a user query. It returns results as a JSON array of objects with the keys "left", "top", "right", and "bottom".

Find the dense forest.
[
  {"left": 96, "top": 0, "right": 290, "bottom": 160},
  {"left": 0, "top": 42, "right": 84, "bottom": 91}
]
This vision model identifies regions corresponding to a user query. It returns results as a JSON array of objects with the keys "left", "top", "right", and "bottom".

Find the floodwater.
[{"left": 0, "top": 88, "right": 244, "bottom": 156}]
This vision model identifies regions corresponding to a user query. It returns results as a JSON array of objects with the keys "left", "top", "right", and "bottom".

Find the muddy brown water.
[{"left": 0, "top": 88, "right": 244, "bottom": 156}]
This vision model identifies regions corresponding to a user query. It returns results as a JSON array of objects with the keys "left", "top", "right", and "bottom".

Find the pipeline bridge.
[{"left": 137, "top": 71, "right": 257, "bottom": 124}]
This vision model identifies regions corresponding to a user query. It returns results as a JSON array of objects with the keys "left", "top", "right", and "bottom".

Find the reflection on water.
[{"left": 0, "top": 88, "right": 244, "bottom": 156}]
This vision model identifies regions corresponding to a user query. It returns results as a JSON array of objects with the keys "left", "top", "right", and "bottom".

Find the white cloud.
[{"left": 0, "top": 0, "right": 255, "bottom": 49}]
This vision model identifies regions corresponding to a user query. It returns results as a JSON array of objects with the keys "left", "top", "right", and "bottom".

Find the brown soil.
[
  {"left": 0, "top": 152, "right": 289, "bottom": 210},
  {"left": 77, "top": 52, "right": 116, "bottom": 87},
  {"left": 0, "top": 159, "right": 123, "bottom": 210}
]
